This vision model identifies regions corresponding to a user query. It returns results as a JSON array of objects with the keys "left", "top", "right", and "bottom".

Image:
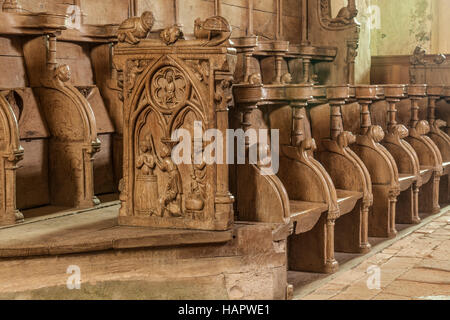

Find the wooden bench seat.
[
  {"left": 399, "top": 174, "right": 417, "bottom": 191},
  {"left": 420, "top": 166, "right": 434, "bottom": 184},
  {"left": 336, "top": 189, "right": 363, "bottom": 215},
  {"left": 289, "top": 200, "right": 328, "bottom": 234}
]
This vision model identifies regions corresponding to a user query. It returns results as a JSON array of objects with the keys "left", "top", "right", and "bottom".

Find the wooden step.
[
  {"left": 0, "top": 205, "right": 233, "bottom": 258},
  {"left": 289, "top": 200, "right": 328, "bottom": 234}
]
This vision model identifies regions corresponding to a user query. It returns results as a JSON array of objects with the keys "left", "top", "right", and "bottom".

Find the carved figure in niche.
[
  {"left": 118, "top": 11, "right": 155, "bottom": 45},
  {"left": 214, "top": 79, "right": 232, "bottom": 109},
  {"left": 186, "top": 160, "right": 206, "bottom": 216},
  {"left": 135, "top": 134, "right": 159, "bottom": 216},
  {"left": 127, "top": 60, "right": 145, "bottom": 90},
  {"left": 160, "top": 26, "right": 184, "bottom": 45},
  {"left": 152, "top": 67, "right": 187, "bottom": 109},
  {"left": 194, "top": 16, "right": 232, "bottom": 46},
  {"left": 330, "top": 3, "right": 358, "bottom": 26},
  {"left": 156, "top": 143, "right": 183, "bottom": 217}
]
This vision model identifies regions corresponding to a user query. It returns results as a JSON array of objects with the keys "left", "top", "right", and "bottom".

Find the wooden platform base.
[{"left": 0, "top": 204, "right": 289, "bottom": 300}]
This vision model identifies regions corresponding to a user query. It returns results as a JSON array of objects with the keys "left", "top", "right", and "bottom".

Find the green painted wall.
[{"left": 370, "top": 0, "right": 435, "bottom": 56}]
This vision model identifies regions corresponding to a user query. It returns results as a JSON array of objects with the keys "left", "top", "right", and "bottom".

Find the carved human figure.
[
  {"left": 127, "top": 60, "right": 145, "bottom": 89},
  {"left": 135, "top": 134, "right": 159, "bottom": 215},
  {"left": 118, "top": 11, "right": 155, "bottom": 45},
  {"left": 157, "top": 143, "right": 183, "bottom": 217},
  {"left": 186, "top": 161, "right": 206, "bottom": 213},
  {"left": 55, "top": 64, "right": 71, "bottom": 85},
  {"left": 164, "top": 71, "right": 176, "bottom": 105}
]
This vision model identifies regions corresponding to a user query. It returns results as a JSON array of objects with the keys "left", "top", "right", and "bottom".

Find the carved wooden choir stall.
[{"left": 0, "top": 0, "right": 450, "bottom": 299}]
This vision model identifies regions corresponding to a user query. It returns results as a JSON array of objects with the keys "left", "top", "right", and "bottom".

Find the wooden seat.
[
  {"left": 340, "top": 85, "right": 401, "bottom": 238},
  {"left": 231, "top": 36, "right": 372, "bottom": 274},
  {"left": 336, "top": 189, "right": 363, "bottom": 214},
  {"left": 309, "top": 85, "right": 373, "bottom": 254},
  {"left": 371, "top": 85, "right": 422, "bottom": 225},
  {"left": 289, "top": 200, "right": 328, "bottom": 234},
  {"left": 399, "top": 174, "right": 417, "bottom": 191},
  {"left": 398, "top": 85, "right": 443, "bottom": 216}
]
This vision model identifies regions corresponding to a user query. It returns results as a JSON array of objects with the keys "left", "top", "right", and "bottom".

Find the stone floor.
[{"left": 297, "top": 210, "right": 450, "bottom": 300}]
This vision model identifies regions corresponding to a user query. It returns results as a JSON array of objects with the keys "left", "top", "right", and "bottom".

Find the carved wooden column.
[
  {"left": 427, "top": 86, "right": 444, "bottom": 126},
  {"left": 383, "top": 85, "right": 421, "bottom": 226},
  {"left": 407, "top": 84, "right": 442, "bottom": 216},
  {"left": 328, "top": 87, "right": 346, "bottom": 141},
  {"left": 426, "top": 85, "right": 450, "bottom": 204},
  {"left": 321, "top": 85, "right": 372, "bottom": 254},
  {"left": 0, "top": 95, "right": 24, "bottom": 226},
  {"left": 352, "top": 86, "right": 400, "bottom": 238},
  {"left": 114, "top": 15, "right": 235, "bottom": 230}
]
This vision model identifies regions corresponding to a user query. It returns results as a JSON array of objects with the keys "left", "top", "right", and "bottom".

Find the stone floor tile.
[
  {"left": 397, "top": 268, "right": 450, "bottom": 285},
  {"left": 383, "top": 280, "right": 450, "bottom": 298}
]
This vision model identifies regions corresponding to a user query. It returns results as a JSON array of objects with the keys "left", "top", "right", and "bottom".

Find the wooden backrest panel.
[
  {"left": 57, "top": 42, "right": 94, "bottom": 87},
  {"left": 0, "top": 37, "right": 29, "bottom": 89},
  {"left": 370, "top": 100, "right": 388, "bottom": 132}
]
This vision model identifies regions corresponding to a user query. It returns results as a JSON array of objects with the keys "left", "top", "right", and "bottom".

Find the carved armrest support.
[
  {"left": 410, "top": 120, "right": 431, "bottom": 137},
  {"left": 321, "top": 131, "right": 373, "bottom": 205}
]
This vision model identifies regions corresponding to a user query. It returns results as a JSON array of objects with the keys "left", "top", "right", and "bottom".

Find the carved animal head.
[
  {"left": 337, "top": 131, "right": 356, "bottom": 148},
  {"left": 249, "top": 73, "right": 262, "bottom": 85},
  {"left": 301, "top": 138, "right": 317, "bottom": 152},
  {"left": 281, "top": 73, "right": 292, "bottom": 84},
  {"left": 160, "top": 25, "right": 184, "bottom": 45},
  {"left": 435, "top": 119, "right": 447, "bottom": 129},
  {"left": 141, "top": 11, "right": 155, "bottom": 31},
  {"left": 393, "top": 124, "right": 409, "bottom": 139},
  {"left": 416, "top": 120, "right": 431, "bottom": 135},
  {"left": 368, "top": 125, "right": 385, "bottom": 143},
  {"left": 56, "top": 64, "right": 71, "bottom": 83}
]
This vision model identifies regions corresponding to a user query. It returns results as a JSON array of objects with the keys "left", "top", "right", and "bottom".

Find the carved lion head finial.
[
  {"left": 435, "top": 119, "right": 447, "bottom": 129},
  {"left": 393, "top": 124, "right": 409, "bottom": 139},
  {"left": 337, "top": 131, "right": 356, "bottom": 148},
  {"left": 160, "top": 25, "right": 184, "bottom": 45},
  {"left": 368, "top": 125, "right": 385, "bottom": 143},
  {"left": 141, "top": 11, "right": 155, "bottom": 31},
  {"left": 301, "top": 138, "right": 317, "bottom": 152},
  {"left": 249, "top": 73, "right": 262, "bottom": 85},
  {"left": 281, "top": 73, "right": 293, "bottom": 84},
  {"left": 416, "top": 120, "right": 431, "bottom": 135}
]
